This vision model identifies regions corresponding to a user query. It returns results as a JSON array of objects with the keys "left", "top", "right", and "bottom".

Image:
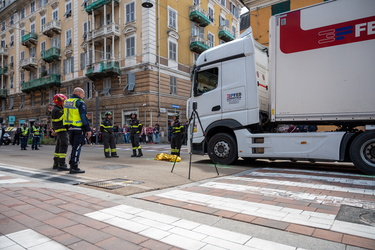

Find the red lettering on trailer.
[{"left": 279, "top": 11, "right": 375, "bottom": 53}]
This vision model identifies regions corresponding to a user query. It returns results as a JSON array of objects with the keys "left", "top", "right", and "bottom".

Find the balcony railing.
[
  {"left": 218, "top": 26, "right": 235, "bottom": 42},
  {"left": 21, "top": 33, "right": 38, "bottom": 47},
  {"left": 0, "top": 66, "right": 8, "bottom": 75},
  {"left": 85, "top": 60, "right": 120, "bottom": 80},
  {"left": 42, "top": 20, "right": 61, "bottom": 37},
  {"left": 21, "top": 74, "right": 61, "bottom": 93},
  {"left": 0, "top": 47, "right": 8, "bottom": 56},
  {"left": 20, "top": 57, "right": 38, "bottom": 70},
  {"left": 91, "top": 23, "right": 120, "bottom": 40},
  {"left": 41, "top": 47, "right": 61, "bottom": 63},
  {"left": 85, "top": 0, "right": 119, "bottom": 14},
  {"left": 190, "top": 36, "right": 210, "bottom": 54},
  {"left": 189, "top": 6, "right": 211, "bottom": 27},
  {"left": 0, "top": 88, "right": 7, "bottom": 99}
]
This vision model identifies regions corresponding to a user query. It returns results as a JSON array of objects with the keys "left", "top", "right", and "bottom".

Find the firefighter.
[
  {"left": 51, "top": 94, "right": 70, "bottom": 171},
  {"left": 31, "top": 122, "right": 41, "bottom": 150},
  {"left": 129, "top": 113, "right": 143, "bottom": 157},
  {"left": 100, "top": 111, "right": 119, "bottom": 158},
  {"left": 171, "top": 114, "right": 184, "bottom": 156},
  {"left": 20, "top": 123, "right": 29, "bottom": 150},
  {"left": 63, "top": 87, "right": 92, "bottom": 174}
]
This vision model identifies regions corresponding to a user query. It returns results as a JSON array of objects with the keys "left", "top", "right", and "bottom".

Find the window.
[
  {"left": 20, "top": 95, "right": 25, "bottom": 109},
  {"left": 10, "top": 75, "right": 13, "bottom": 89},
  {"left": 21, "top": 7, "right": 26, "bottom": 19},
  {"left": 170, "top": 76, "right": 177, "bottom": 95},
  {"left": 126, "top": 36, "right": 135, "bottom": 57},
  {"left": 30, "top": 47, "right": 36, "bottom": 57},
  {"left": 221, "top": 0, "right": 225, "bottom": 7},
  {"left": 194, "top": 67, "right": 219, "bottom": 96},
  {"left": 20, "top": 51, "right": 25, "bottom": 61},
  {"left": 169, "top": 41, "right": 177, "bottom": 61},
  {"left": 191, "top": 23, "right": 204, "bottom": 38},
  {"left": 83, "top": 21, "right": 90, "bottom": 38},
  {"left": 207, "top": 33, "right": 214, "bottom": 48},
  {"left": 51, "top": 35, "right": 60, "bottom": 48},
  {"left": 9, "top": 97, "right": 14, "bottom": 110},
  {"left": 41, "top": 41, "right": 46, "bottom": 53},
  {"left": 1, "top": 21, "right": 5, "bottom": 31},
  {"left": 9, "top": 14, "right": 14, "bottom": 25},
  {"left": 66, "top": 30, "right": 72, "bottom": 46},
  {"left": 38, "top": 0, "right": 48, "bottom": 7},
  {"left": 9, "top": 34, "right": 14, "bottom": 46},
  {"left": 0, "top": 39, "right": 4, "bottom": 48},
  {"left": 53, "top": 9, "right": 58, "bottom": 21},
  {"left": 80, "top": 52, "right": 87, "bottom": 70},
  {"left": 31, "top": 1, "right": 35, "bottom": 13},
  {"left": 230, "top": 3, "right": 239, "bottom": 18},
  {"left": 64, "top": 56, "right": 74, "bottom": 74},
  {"left": 193, "top": 0, "right": 199, "bottom": 5},
  {"left": 66, "top": 86, "right": 72, "bottom": 97},
  {"left": 106, "top": 13, "right": 111, "bottom": 25},
  {"left": 272, "top": 1, "right": 290, "bottom": 15},
  {"left": 41, "top": 16, "right": 46, "bottom": 32},
  {"left": 10, "top": 56, "right": 13, "bottom": 68},
  {"left": 41, "top": 92, "right": 46, "bottom": 105},
  {"left": 84, "top": 82, "right": 93, "bottom": 99},
  {"left": 30, "top": 23, "right": 35, "bottom": 33},
  {"left": 168, "top": 7, "right": 177, "bottom": 30},
  {"left": 101, "top": 78, "right": 111, "bottom": 96},
  {"left": 65, "top": 2, "right": 72, "bottom": 17},
  {"left": 125, "top": 2, "right": 135, "bottom": 23},
  {"left": 208, "top": 6, "right": 214, "bottom": 22},
  {"left": 21, "top": 28, "right": 25, "bottom": 37},
  {"left": 126, "top": 73, "right": 135, "bottom": 92},
  {"left": 232, "top": 25, "right": 236, "bottom": 38}
]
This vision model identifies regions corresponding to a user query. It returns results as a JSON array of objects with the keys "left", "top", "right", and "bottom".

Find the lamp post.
[{"left": 95, "top": 90, "right": 99, "bottom": 145}]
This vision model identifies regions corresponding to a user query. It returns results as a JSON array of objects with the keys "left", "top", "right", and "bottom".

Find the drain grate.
[{"left": 84, "top": 178, "right": 144, "bottom": 190}]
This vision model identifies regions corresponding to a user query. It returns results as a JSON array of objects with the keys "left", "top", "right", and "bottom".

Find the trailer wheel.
[
  {"left": 208, "top": 133, "right": 238, "bottom": 165},
  {"left": 350, "top": 131, "right": 375, "bottom": 175}
]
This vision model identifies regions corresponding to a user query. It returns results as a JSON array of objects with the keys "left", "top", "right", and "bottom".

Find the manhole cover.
[
  {"left": 94, "top": 165, "right": 131, "bottom": 170},
  {"left": 84, "top": 178, "right": 144, "bottom": 190},
  {"left": 336, "top": 205, "right": 375, "bottom": 226}
]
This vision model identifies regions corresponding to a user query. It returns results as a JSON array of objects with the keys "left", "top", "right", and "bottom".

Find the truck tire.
[
  {"left": 350, "top": 131, "right": 375, "bottom": 175},
  {"left": 208, "top": 133, "right": 237, "bottom": 165}
]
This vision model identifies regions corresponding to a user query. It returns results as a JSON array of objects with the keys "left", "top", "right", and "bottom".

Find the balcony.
[
  {"left": 91, "top": 23, "right": 120, "bottom": 40},
  {"left": 0, "top": 66, "right": 8, "bottom": 75},
  {"left": 21, "top": 33, "right": 38, "bottom": 47},
  {"left": 218, "top": 26, "right": 235, "bottom": 42},
  {"left": 21, "top": 74, "right": 61, "bottom": 93},
  {"left": 20, "top": 57, "right": 38, "bottom": 71},
  {"left": 0, "top": 89, "right": 7, "bottom": 99},
  {"left": 190, "top": 36, "right": 210, "bottom": 54},
  {"left": 42, "top": 20, "right": 61, "bottom": 37},
  {"left": 85, "top": 60, "right": 120, "bottom": 80},
  {"left": 85, "top": 0, "right": 119, "bottom": 14},
  {"left": 189, "top": 6, "right": 211, "bottom": 27},
  {"left": 41, "top": 47, "right": 61, "bottom": 63},
  {"left": 0, "top": 47, "right": 8, "bottom": 56}
]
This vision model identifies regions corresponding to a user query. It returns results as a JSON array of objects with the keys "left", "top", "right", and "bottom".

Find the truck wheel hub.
[
  {"left": 214, "top": 141, "right": 229, "bottom": 158},
  {"left": 364, "top": 141, "right": 375, "bottom": 163}
]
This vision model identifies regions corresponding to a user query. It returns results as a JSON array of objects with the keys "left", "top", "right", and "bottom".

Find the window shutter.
[
  {"left": 127, "top": 73, "right": 135, "bottom": 91},
  {"left": 71, "top": 56, "right": 74, "bottom": 73}
]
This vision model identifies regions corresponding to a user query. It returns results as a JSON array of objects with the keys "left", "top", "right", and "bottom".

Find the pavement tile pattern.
[{"left": 141, "top": 168, "right": 375, "bottom": 249}]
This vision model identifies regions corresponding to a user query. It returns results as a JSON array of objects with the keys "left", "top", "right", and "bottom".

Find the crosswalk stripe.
[{"left": 0, "top": 178, "right": 29, "bottom": 184}]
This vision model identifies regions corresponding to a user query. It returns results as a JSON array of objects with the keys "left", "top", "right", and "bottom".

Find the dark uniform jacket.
[
  {"left": 172, "top": 121, "right": 184, "bottom": 134},
  {"left": 100, "top": 119, "right": 113, "bottom": 134},
  {"left": 52, "top": 105, "right": 67, "bottom": 133},
  {"left": 130, "top": 119, "right": 142, "bottom": 134}
]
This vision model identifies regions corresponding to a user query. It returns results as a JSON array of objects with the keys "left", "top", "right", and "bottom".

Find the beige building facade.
[{"left": 0, "top": 0, "right": 242, "bottom": 136}]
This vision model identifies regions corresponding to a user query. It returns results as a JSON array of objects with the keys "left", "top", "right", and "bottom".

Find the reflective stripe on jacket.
[{"left": 63, "top": 98, "right": 83, "bottom": 127}]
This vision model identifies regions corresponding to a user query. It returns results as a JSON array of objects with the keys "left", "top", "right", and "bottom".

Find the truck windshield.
[{"left": 193, "top": 67, "right": 219, "bottom": 96}]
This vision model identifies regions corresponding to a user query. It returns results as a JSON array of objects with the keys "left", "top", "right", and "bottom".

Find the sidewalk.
[{"left": 1, "top": 166, "right": 374, "bottom": 249}]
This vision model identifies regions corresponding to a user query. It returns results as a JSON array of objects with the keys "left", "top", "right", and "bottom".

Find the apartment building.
[
  {"left": 0, "top": 0, "right": 243, "bottom": 135},
  {"left": 240, "top": 0, "right": 326, "bottom": 45}
]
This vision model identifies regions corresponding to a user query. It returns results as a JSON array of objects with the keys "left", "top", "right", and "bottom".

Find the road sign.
[
  {"left": 171, "top": 104, "right": 180, "bottom": 109},
  {"left": 159, "top": 108, "right": 166, "bottom": 113}
]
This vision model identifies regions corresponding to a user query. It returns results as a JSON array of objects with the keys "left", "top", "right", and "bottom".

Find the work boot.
[
  {"left": 53, "top": 157, "right": 59, "bottom": 169},
  {"left": 136, "top": 149, "right": 143, "bottom": 157},
  {"left": 131, "top": 150, "right": 137, "bottom": 157},
  {"left": 57, "top": 164, "right": 70, "bottom": 171},
  {"left": 111, "top": 153, "right": 119, "bottom": 158},
  {"left": 104, "top": 149, "right": 111, "bottom": 158},
  {"left": 69, "top": 165, "right": 85, "bottom": 174}
]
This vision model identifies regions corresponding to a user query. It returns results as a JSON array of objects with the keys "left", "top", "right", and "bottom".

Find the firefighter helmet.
[
  {"left": 53, "top": 93, "right": 67, "bottom": 106},
  {"left": 105, "top": 111, "right": 112, "bottom": 116},
  {"left": 130, "top": 112, "right": 137, "bottom": 118},
  {"left": 174, "top": 114, "right": 180, "bottom": 119}
]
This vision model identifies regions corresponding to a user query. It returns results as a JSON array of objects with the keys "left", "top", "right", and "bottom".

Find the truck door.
[{"left": 191, "top": 63, "right": 222, "bottom": 136}]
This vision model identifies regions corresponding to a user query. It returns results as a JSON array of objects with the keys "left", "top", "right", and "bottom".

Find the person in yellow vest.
[
  {"left": 171, "top": 114, "right": 184, "bottom": 156},
  {"left": 63, "top": 87, "right": 92, "bottom": 174},
  {"left": 20, "top": 123, "right": 29, "bottom": 150},
  {"left": 31, "top": 122, "right": 41, "bottom": 150},
  {"left": 100, "top": 111, "right": 119, "bottom": 158},
  {"left": 51, "top": 94, "right": 69, "bottom": 171}
]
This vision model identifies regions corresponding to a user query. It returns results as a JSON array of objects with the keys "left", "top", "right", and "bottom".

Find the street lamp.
[{"left": 142, "top": 0, "right": 153, "bottom": 8}]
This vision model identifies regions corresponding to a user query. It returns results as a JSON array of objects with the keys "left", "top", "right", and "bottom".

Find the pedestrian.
[
  {"left": 153, "top": 124, "right": 160, "bottom": 144},
  {"left": 171, "top": 114, "right": 184, "bottom": 156},
  {"left": 12, "top": 126, "right": 21, "bottom": 145},
  {"left": 51, "top": 94, "right": 69, "bottom": 171},
  {"left": 140, "top": 125, "right": 147, "bottom": 144},
  {"left": 100, "top": 111, "right": 119, "bottom": 158},
  {"left": 129, "top": 113, "right": 143, "bottom": 157},
  {"left": 147, "top": 124, "right": 154, "bottom": 143},
  {"left": 63, "top": 87, "right": 92, "bottom": 174},
  {"left": 20, "top": 123, "right": 29, "bottom": 150},
  {"left": 31, "top": 122, "right": 41, "bottom": 150},
  {"left": 122, "top": 124, "right": 130, "bottom": 143}
]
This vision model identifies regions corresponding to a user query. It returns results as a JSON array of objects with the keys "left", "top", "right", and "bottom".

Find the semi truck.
[{"left": 188, "top": 0, "right": 375, "bottom": 174}]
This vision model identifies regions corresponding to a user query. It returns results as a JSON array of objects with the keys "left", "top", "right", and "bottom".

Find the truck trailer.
[{"left": 188, "top": 0, "right": 375, "bottom": 174}]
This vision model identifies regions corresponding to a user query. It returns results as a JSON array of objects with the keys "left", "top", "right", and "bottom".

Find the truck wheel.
[
  {"left": 350, "top": 131, "right": 375, "bottom": 175},
  {"left": 208, "top": 133, "right": 237, "bottom": 165}
]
